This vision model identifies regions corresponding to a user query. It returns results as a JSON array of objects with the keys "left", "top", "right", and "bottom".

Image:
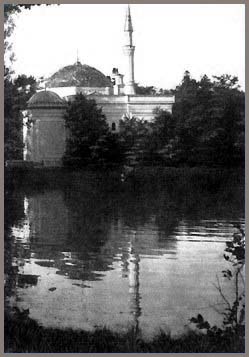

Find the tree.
[
  {"left": 222, "top": 226, "right": 245, "bottom": 329},
  {"left": 4, "top": 4, "right": 54, "bottom": 75},
  {"left": 4, "top": 5, "right": 24, "bottom": 70},
  {"left": 4, "top": 4, "right": 53, "bottom": 162},
  {"left": 148, "top": 109, "right": 176, "bottom": 164},
  {"left": 4, "top": 75, "right": 38, "bottom": 161},
  {"left": 171, "top": 71, "right": 199, "bottom": 164},
  {"left": 190, "top": 227, "right": 245, "bottom": 351},
  {"left": 171, "top": 71, "right": 244, "bottom": 167},
  {"left": 119, "top": 116, "right": 151, "bottom": 166},
  {"left": 134, "top": 84, "right": 173, "bottom": 96},
  {"left": 210, "top": 75, "right": 245, "bottom": 166},
  {"left": 64, "top": 93, "right": 110, "bottom": 165},
  {"left": 91, "top": 132, "right": 125, "bottom": 165},
  {"left": 134, "top": 84, "right": 156, "bottom": 95}
]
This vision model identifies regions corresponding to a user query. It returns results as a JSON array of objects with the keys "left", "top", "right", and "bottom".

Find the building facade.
[{"left": 24, "top": 5, "right": 175, "bottom": 166}]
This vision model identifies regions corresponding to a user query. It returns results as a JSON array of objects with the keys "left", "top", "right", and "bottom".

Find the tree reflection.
[{"left": 5, "top": 169, "right": 244, "bottom": 333}]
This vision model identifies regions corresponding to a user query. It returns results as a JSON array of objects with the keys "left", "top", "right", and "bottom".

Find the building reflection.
[
  {"left": 127, "top": 232, "right": 141, "bottom": 334},
  {"left": 7, "top": 187, "right": 179, "bottom": 325},
  {"left": 5, "top": 170, "right": 244, "bottom": 334},
  {"left": 9, "top": 187, "right": 180, "bottom": 270}
]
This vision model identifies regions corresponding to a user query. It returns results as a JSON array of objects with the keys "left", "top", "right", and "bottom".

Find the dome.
[
  {"left": 28, "top": 90, "right": 67, "bottom": 108},
  {"left": 47, "top": 62, "right": 113, "bottom": 88}
]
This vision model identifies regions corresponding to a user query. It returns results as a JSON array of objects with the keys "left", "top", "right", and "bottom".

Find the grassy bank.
[{"left": 5, "top": 310, "right": 244, "bottom": 353}]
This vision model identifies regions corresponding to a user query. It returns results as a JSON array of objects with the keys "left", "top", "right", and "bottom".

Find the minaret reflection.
[{"left": 127, "top": 231, "right": 141, "bottom": 335}]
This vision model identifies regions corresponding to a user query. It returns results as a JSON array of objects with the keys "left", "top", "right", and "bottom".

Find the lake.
[{"left": 5, "top": 168, "right": 244, "bottom": 339}]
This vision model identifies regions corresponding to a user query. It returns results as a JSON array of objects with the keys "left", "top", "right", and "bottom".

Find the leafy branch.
[{"left": 190, "top": 227, "right": 245, "bottom": 345}]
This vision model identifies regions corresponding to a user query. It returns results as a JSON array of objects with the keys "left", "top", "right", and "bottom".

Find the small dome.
[
  {"left": 28, "top": 90, "right": 67, "bottom": 108},
  {"left": 47, "top": 62, "right": 113, "bottom": 88}
]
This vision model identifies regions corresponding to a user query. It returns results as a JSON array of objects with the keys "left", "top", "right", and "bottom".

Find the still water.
[{"left": 5, "top": 170, "right": 244, "bottom": 338}]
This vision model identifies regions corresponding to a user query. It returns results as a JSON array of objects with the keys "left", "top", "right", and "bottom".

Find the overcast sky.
[{"left": 10, "top": 4, "right": 245, "bottom": 90}]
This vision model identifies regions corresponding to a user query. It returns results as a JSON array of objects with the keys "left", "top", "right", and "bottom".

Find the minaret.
[{"left": 123, "top": 5, "right": 136, "bottom": 95}]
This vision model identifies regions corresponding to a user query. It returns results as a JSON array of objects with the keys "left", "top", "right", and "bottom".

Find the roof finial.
[{"left": 76, "top": 49, "right": 81, "bottom": 65}]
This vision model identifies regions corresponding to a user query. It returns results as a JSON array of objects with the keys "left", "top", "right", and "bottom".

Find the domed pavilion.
[{"left": 23, "top": 91, "right": 67, "bottom": 165}]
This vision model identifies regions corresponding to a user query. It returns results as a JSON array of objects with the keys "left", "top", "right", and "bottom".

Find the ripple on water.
[{"left": 5, "top": 179, "right": 244, "bottom": 337}]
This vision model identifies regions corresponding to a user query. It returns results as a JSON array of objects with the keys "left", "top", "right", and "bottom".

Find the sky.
[{"left": 9, "top": 4, "right": 245, "bottom": 90}]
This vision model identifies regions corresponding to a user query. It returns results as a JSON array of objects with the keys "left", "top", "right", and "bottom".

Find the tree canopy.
[
  {"left": 5, "top": 75, "right": 39, "bottom": 161},
  {"left": 172, "top": 71, "right": 244, "bottom": 166},
  {"left": 119, "top": 71, "right": 244, "bottom": 168},
  {"left": 64, "top": 93, "right": 123, "bottom": 166}
]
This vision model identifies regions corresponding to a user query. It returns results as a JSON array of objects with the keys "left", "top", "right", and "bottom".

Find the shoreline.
[
  {"left": 4, "top": 167, "right": 245, "bottom": 353},
  {"left": 4, "top": 308, "right": 244, "bottom": 353}
]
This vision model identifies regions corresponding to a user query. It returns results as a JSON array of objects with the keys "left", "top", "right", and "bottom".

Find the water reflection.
[
  {"left": 5, "top": 171, "right": 244, "bottom": 337},
  {"left": 127, "top": 233, "right": 142, "bottom": 334}
]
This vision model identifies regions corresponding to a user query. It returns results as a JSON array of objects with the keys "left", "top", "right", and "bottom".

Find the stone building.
[{"left": 24, "top": 5, "right": 175, "bottom": 166}]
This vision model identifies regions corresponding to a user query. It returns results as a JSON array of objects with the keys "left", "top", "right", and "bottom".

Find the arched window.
[{"left": 111, "top": 122, "right": 116, "bottom": 131}]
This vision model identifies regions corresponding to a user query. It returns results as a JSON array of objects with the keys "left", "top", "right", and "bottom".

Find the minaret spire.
[
  {"left": 123, "top": 4, "right": 136, "bottom": 95},
  {"left": 124, "top": 4, "right": 133, "bottom": 33}
]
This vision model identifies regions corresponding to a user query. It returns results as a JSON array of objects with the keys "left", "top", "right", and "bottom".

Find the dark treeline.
[
  {"left": 170, "top": 71, "right": 244, "bottom": 167},
  {"left": 63, "top": 71, "right": 244, "bottom": 168},
  {"left": 5, "top": 71, "right": 245, "bottom": 168}
]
